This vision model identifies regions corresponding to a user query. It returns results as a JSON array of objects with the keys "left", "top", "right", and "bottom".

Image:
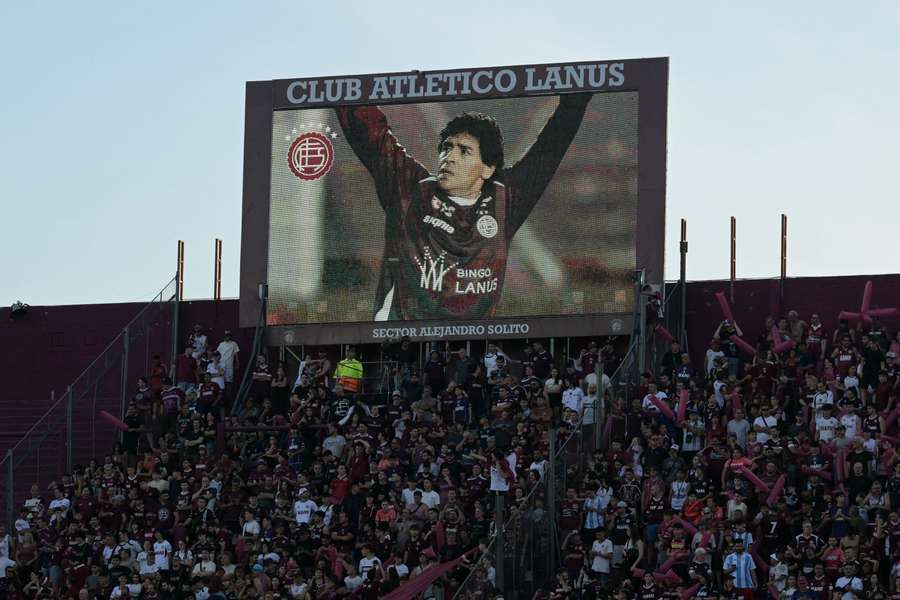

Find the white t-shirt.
[
  {"left": 153, "top": 539, "right": 172, "bottom": 570},
  {"left": 670, "top": 480, "right": 689, "bottom": 510},
  {"left": 752, "top": 416, "right": 778, "bottom": 444},
  {"left": 192, "top": 560, "right": 217, "bottom": 577},
  {"left": 359, "top": 556, "right": 381, "bottom": 577},
  {"left": 0, "top": 556, "right": 16, "bottom": 578},
  {"left": 706, "top": 349, "right": 725, "bottom": 375},
  {"left": 48, "top": 497, "right": 70, "bottom": 515},
  {"left": 591, "top": 538, "right": 613, "bottom": 573},
  {"left": 642, "top": 391, "right": 668, "bottom": 412},
  {"left": 834, "top": 576, "right": 863, "bottom": 599},
  {"left": 402, "top": 488, "right": 423, "bottom": 507},
  {"left": 813, "top": 390, "right": 834, "bottom": 416},
  {"left": 242, "top": 519, "right": 260, "bottom": 537},
  {"left": 682, "top": 419, "right": 705, "bottom": 452},
  {"left": 216, "top": 340, "right": 240, "bottom": 371},
  {"left": 840, "top": 414, "right": 859, "bottom": 439},
  {"left": 420, "top": 490, "right": 441, "bottom": 509},
  {"left": 137, "top": 551, "right": 157, "bottom": 574},
  {"left": 562, "top": 387, "right": 585, "bottom": 415},
  {"left": 483, "top": 351, "right": 508, "bottom": 375},
  {"left": 191, "top": 333, "right": 208, "bottom": 358},
  {"left": 713, "top": 380, "right": 727, "bottom": 407},
  {"left": 489, "top": 453, "right": 517, "bottom": 492},
  {"left": 816, "top": 416, "right": 839, "bottom": 442},
  {"left": 207, "top": 362, "right": 226, "bottom": 390},
  {"left": 294, "top": 499, "right": 318, "bottom": 524}
]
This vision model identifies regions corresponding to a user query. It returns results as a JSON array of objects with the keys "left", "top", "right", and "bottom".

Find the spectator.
[{"left": 215, "top": 330, "right": 240, "bottom": 396}]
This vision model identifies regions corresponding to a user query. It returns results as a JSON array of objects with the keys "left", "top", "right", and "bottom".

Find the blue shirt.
[{"left": 723, "top": 551, "right": 755, "bottom": 589}]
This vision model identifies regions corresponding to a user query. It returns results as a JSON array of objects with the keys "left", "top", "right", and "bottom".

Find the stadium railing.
[
  {"left": 453, "top": 342, "right": 636, "bottom": 599},
  {"left": 0, "top": 276, "right": 178, "bottom": 528}
]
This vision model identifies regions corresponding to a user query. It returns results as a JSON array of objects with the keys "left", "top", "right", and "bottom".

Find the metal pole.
[
  {"left": 730, "top": 216, "right": 736, "bottom": 305},
  {"left": 595, "top": 361, "right": 605, "bottom": 452},
  {"left": 679, "top": 219, "right": 688, "bottom": 348},
  {"left": 214, "top": 238, "right": 223, "bottom": 301},
  {"left": 176, "top": 241, "right": 185, "bottom": 301},
  {"left": 172, "top": 283, "right": 180, "bottom": 365},
  {"left": 637, "top": 270, "right": 647, "bottom": 375},
  {"left": 65, "top": 388, "right": 73, "bottom": 472},
  {"left": 120, "top": 327, "right": 130, "bottom": 421},
  {"left": 547, "top": 428, "right": 558, "bottom": 578},
  {"left": 494, "top": 492, "right": 506, "bottom": 594},
  {"left": 5, "top": 450, "right": 12, "bottom": 530},
  {"left": 780, "top": 214, "right": 787, "bottom": 299}
]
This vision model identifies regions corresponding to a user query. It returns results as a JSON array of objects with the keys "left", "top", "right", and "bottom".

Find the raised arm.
[
  {"left": 504, "top": 93, "right": 591, "bottom": 232},
  {"left": 335, "top": 106, "right": 429, "bottom": 211}
]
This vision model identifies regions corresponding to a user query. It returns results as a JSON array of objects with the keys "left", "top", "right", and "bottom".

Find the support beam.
[
  {"left": 177, "top": 241, "right": 185, "bottom": 300},
  {"left": 780, "top": 214, "right": 788, "bottom": 296},
  {"left": 214, "top": 238, "right": 223, "bottom": 301},
  {"left": 679, "top": 219, "right": 688, "bottom": 347},
  {"left": 730, "top": 216, "right": 736, "bottom": 304}
]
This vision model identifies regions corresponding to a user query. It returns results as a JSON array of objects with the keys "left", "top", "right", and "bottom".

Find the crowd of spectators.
[
  {"left": 2, "top": 308, "right": 900, "bottom": 600},
  {"left": 0, "top": 325, "right": 617, "bottom": 600},
  {"left": 582, "top": 312, "right": 900, "bottom": 600}
]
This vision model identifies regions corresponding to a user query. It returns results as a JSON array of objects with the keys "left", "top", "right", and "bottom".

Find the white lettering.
[
  {"left": 456, "top": 268, "right": 492, "bottom": 279},
  {"left": 454, "top": 278, "right": 499, "bottom": 295},
  {"left": 424, "top": 73, "right": 443, "bottom": 97},
  {"left": 406, "top": 74, "right": 423, "bottom": 98},
  {"left": 443, "top": 72, "right": 462, "bottom": 95},
  {"left": 388, "top": 75, "right": 406, "bottom": 98},
  {"left": 562, "top": 65, "right": 586, "bottom": 88},
  {"left": 472, "top": 70, "right": 493, "bottom": 94},
  {"left": 543, "top": 66, "right": 566, "bottom": 90},
  {"left": 286, "top": 81, "right": 307, "bottom": 104},
  {"left": 588, "top": 64, "right": 608, "bottom": 87},
  {"left": 494, "top": 69, "right": 516, "bottom": 93},
  {"left": 345, "top": 78, "right": 362, "bottom": 101},
  {"left": 370, "top": 77, "right": 391, "bottom": 100},
  {"left": 307, "top": 80, "right": 324, "bottom": 102},
  {"left": 423, "top": 215, "right": 455, "bottom": 234},
  {"left": 609, "top": 62, "right": 625, "bottom": 87},
  {"left": 524, "top": 67, "right": 544, "bottom": 91}
]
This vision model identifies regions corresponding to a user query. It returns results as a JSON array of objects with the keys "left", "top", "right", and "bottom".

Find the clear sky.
[{"left": 2, "top": 1, "right": 898, "bottom": 306}]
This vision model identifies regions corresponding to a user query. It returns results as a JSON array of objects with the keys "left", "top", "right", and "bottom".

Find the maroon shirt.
[
  {"left": 174, "top": 354, "right": 197, "bottom": 383},
  {"left": 336, "top": 95, "right": 589, "bottom": 321}
]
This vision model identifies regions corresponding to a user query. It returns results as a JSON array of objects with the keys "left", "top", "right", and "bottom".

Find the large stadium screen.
[{"left": 240, "top": 59, "right": 668, "bottom": 344}]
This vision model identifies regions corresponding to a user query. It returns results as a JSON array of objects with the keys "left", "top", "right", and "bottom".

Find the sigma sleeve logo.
[
  {"left": 288, "top": 131, "right": 334, "bottom": 181},
  {"left": 414, "top": 247, "right": 457, "bottom": 292}
]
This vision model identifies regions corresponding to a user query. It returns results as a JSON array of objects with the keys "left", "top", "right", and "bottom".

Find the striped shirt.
[{"left": 723, "top": 551, "right": 755, "bottom": 589}]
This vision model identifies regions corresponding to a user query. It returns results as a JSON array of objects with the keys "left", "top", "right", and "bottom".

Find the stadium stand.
[{"left": 2, "top": 275, "right": 900, "bottom": 599}]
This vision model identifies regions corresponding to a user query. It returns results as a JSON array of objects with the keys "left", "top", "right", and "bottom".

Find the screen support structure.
[{"left": 634, "top": 269, "right": 647, "bottom": 375}]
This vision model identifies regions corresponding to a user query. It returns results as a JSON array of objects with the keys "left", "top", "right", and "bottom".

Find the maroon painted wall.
[
  {"left": 683, "top": 273, "right": 900, "bottom": 362},
  {"left": 0, "top": 302, "right": 147, "bottom": 403},
  {"left": 2, "top": 272, "right": 898, "bottom": 422}
]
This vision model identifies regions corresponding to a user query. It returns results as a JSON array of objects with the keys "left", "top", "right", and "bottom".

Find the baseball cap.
[
  {"left": 253, "top": 564, "right": 264, "bottom": 572},
  {"left": 670, "top": 444, "right": 680, "bottom": 451},
  {"left": 616, "top": 501, "right": 627, "bottom": 508}
]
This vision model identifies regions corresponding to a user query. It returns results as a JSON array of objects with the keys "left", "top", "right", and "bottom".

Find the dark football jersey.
[{"left": 336, "top": 96, "right": 589, "bottom": 321}]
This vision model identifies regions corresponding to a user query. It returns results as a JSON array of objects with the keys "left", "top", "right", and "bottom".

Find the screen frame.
[{"left": 240, "top": 57, "right": 667, "bottom": 344}]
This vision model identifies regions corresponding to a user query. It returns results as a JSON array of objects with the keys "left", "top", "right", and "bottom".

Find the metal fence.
[
  {"left": 0, "top": 276, "right": 178, "bottom": 527},
  {"left": 453, "top": 342, "right": 637, "bottom": 600}
]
